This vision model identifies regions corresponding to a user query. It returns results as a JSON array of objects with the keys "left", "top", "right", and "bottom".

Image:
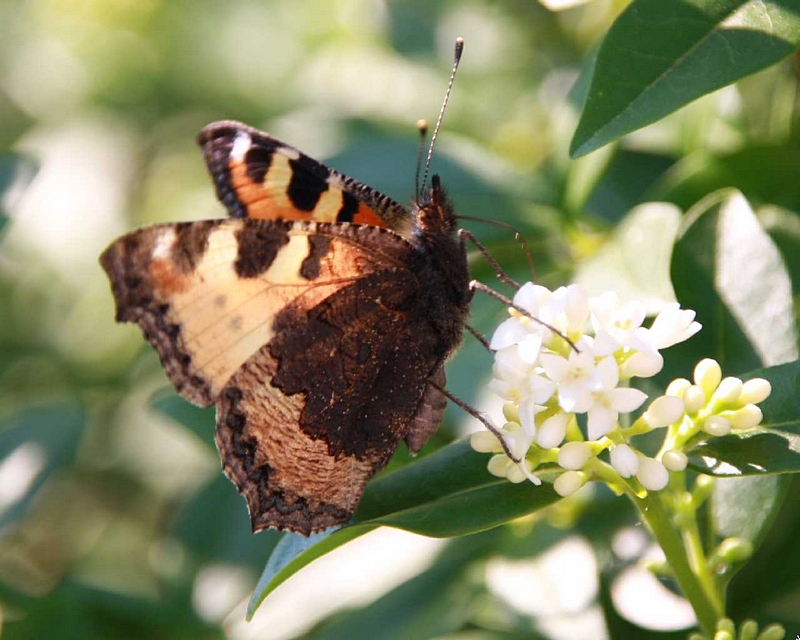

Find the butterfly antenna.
[
  {"left": 421, "top": 37, "right": 464, "bottom": 195},
  {"left": 414, "top": 119, "right": 428, "bottom": 200}
]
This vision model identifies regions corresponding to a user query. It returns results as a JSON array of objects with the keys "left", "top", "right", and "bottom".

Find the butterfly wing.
[
  {"left": 101, "top": 218, "right": 442, "bottom": 533},
  {"left": 198, "top": 121, "right": 411, "bottom": 233}
]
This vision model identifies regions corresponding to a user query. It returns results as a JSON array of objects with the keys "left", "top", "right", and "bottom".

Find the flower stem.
[{"left": 630, "top": 490, "right": 723, "bottom": 636}]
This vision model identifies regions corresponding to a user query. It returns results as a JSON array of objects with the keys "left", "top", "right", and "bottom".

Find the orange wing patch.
[{"left": 197, "top": 121, "right": 411, "bottom": 233}]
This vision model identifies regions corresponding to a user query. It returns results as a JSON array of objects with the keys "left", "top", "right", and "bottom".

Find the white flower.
[
  {"left": 610, "top": 444, "right": 639, "bottom": 478},
  {"left": 636, "top": 456, "right": 669, "bottom": 491},
  {"left": 540, "top": 338, "right": 600, "bottom": 413},
  {"left": 637, "top": 303, "right": 701, "bottom": 350},
  {"left": 590, "top": 293, "right": 647, "bottom": 355},
  {"left": 586, "top": 357, "right": 648, "bottom": 440},
  {"left": 489, "top": 347, "right": 555, "bottom": 404},
  {"left": 546, "top": 284, "right": 590, "bottom": 337}
]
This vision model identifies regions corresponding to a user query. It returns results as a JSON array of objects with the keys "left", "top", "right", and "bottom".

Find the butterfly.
[{"left": 99, "top": 118, "right": 474, "bottom": 535}]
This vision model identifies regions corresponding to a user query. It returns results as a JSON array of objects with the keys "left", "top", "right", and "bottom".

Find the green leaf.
[
  {"left": 247, "top": 440, "right": 560, "bottom": 619},
  {"left": 689, "top": 361, "right": 800, "bottom": 476},
  {"left": 305, "top": 535, "right": 494, "bottom": 640},
  {"left": 570, "top": 0, "right": 800, "bottom": 157},
  {"left": 759, "top": 205, "right": 800, "bottom": 295},
  {"left": 151, "top": 391, "right": 216, "bottom": 451},
  {"left": 574, "top": 201, "right": 681, "bottom": 313},
  {"left": 665, "top": 190, "right": 797, "bottom": 381},
  {"left": 712, "top": 475, "right": 787, "bottom": 547},
  {"left": 651, "top": 147, "right": 800, "bottom": 214},
  {"left": 0, "top": 402, "right": 86, "bottom": 528}
]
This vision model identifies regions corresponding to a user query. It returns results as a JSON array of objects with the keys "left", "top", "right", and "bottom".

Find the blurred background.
[{"left": 1, "top": 0, "right": 799, "bottom": 638}]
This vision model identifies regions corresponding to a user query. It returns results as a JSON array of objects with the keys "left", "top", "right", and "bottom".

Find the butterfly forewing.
[{"left": 198, "top": 121, "right": 411, "bottom": 232}]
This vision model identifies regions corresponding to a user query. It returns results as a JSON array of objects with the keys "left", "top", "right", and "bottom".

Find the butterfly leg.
[
  {"left": 464, "top": 322, "right": 491, "bottom": 352},
  {"left": 469, "top": 280, "right": 579, "bottom": 354},
  {"left": 458, "top": 228, "right": 520, "bottom": 290},
  {"left": 429, "top": 379, "right": 521, "bottom": 463}
]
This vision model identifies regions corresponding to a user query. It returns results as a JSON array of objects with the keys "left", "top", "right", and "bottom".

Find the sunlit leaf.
[
  {"left": 665, "top": 190, "right": 797, "bottom": 381},
  {"left": 248, "top": 440, "right": 560, "bottom": 618},
  {"left": 571, "top": 0, "right": 800, "bottom": 157},
  {"left": 575, "top": 201, "right": 680, "bottom": 313},
  {"left": 0, "top": 402, "right": 85, "bottom": 528},
  {"left": 151, "top": 391, "right": 215, "bottom": 451}
]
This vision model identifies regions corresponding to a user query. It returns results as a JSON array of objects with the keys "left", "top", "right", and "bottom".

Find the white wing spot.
[{"left": 231, "top": 132, "right": 251, "bottom": 161}]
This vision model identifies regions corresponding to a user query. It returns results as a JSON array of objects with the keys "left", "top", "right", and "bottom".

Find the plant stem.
[{"left": 630, "top": 490, "right": 723, "bottom": 636}]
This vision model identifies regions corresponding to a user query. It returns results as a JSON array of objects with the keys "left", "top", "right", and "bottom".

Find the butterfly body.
[{"left": 101, "top": 121, "right": 471, "bottom": 535}]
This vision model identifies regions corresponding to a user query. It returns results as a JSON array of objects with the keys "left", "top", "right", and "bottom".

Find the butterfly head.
[{"left": 414, "top": 174, "right": 456, "bottom": 236}]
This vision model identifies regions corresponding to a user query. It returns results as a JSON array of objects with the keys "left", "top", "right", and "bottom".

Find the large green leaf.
[
  {"left": 689, "top": 361, "right": 800, "bottom": 476},
  {"left": 665, "top": 190, "right": 796, "bottom": 381},
  {"left": 0, "top": 402, "right": 86, "bottom": 528},
  {"left": 248, "top": 440, "right": 560, "bottom": 618},
  {"left": 571, "top": 0, "right": 800, "bottom": 157},
  {"left": 651, "top": 147, "right": 800, "bottom": 213},
  {"left": 575, "top": 201, "right": 680, "bottom": 313},
  {"left": 305, "top": 534, "right": 495, "bottom": 640}
]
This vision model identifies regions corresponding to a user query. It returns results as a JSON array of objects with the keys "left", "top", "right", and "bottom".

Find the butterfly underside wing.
[{"left": 101, "top": 210, "right": 468, "bottom": 534}]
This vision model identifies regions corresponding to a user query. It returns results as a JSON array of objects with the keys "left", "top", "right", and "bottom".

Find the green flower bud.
[{"left": 694, "top": 358, "right": 721, "bottom": 398}]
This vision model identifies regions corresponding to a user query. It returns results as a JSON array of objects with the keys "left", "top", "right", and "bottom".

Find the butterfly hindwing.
[
  {"left": 101, "top": 218, "right": 446, "bottom": 533},
  {"left": 198, "top": 121, "right": 411, "bottom": 232}
]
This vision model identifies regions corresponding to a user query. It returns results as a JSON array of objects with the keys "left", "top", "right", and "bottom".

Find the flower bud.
[
  {"left": 693, "top": 358, "right": 722, "bottom": 398},
  {"left": 487, "top": 454, "right": 510, "bottom": 477},
  {"left": 718, "top": 537, "right": 753, "bottom": 564},
  {"left": 683, "top": 385, "right": 706, "bottom": 414},
  {"left": 636, "top": 457, "right": 669, "bottom": 491},
  {"left": 727, "top": 405, "right": 763, "bottom": 430},
  {"left": 621, "top": 351, "right": 663, "bottom": 378},
  {"left": 713, "top": 629, "right": 733, "bottom": 640},
  {"left": 704, "top": 415, "right": 731, "bottom": 437},
  {"left": 536, "top": 412, "right": 569, "bottom": 449},
  {"left": 714, "top": 377, "right": 742, "bottom": 404},
  {"left": 738, "top": 619, "right": 758, "bottom": 640},
  {"left": 739, "top": 378, "right": 771, "bottom": 405},
  {"left": 665, "top": 377, "right": 691, "bottom": 398},
  {"left": 717, "top": 619, "right": 735, "bottom": 635},
  {"left": 506, "top": 459, "right": 534, "bottom": 484},
  {"left": 644, "top": 395, "right": 685, "bottom": 428},
  {"left": 758, "top": 623, "right": 786, "bottom": 640},
  {"left": 610, "top": 444, "right": 639, "bottom": 478},
  {"left": 558, "top": 442, "right": 594, "bottom": 470},
  {"left": 662, "top": 449, "right": 688, "bottom": 472},
  {"left": 554, "top": 470, "right": 586, "bottom": 497},
  {"left": 503, "top": 402, "right": 520, "bottom": 423},
  {"left": 470, "top": 431, "right": 501, "bottom": 453}
]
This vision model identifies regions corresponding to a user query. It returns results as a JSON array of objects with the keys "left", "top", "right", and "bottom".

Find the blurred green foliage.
[{"left": 2, "top": 0, "right": 800, "bottom": 638}]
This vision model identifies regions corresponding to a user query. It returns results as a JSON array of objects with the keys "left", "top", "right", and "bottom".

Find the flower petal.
[
  {"left": 517, "top": 333, "right": 543, "bottom": 364},
  {"left": 596, "top": 357, "right": 620, "bottom": 391},
  {"left": 490, "top": 318, "right": 528, "bottom": 351},
  {"left": 587, "top": 403, "right": 617, "bottom": 439},
  {"left": 540, "top": 353, "right": 570, "bottom": 382},
  {"left": 607, "top": 387, "right": 648, "bottom": 413}
]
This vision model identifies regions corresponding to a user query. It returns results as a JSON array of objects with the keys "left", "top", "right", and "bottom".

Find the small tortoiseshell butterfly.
[{"left": 100, "top": 41, "right": 473, "bottom": 535}]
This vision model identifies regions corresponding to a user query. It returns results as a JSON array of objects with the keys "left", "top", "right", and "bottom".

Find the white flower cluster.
[{"left": 470, "top": 283, "right": 768, "bottom": 496}]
